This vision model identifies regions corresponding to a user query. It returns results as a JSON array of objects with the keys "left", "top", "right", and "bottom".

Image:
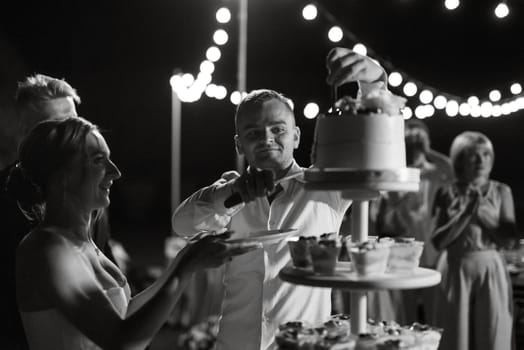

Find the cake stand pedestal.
[{"left": 284, "top": 168, "right": 440, "bottom": 335}]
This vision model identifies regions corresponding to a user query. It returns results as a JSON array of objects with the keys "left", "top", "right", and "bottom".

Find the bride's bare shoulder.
[{"left": 17, "top": 228, "right": 73, "bottom": 263}]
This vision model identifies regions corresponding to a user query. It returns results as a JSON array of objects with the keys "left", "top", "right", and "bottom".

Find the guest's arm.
[
  {"left": 477, "top": 183, "right": 518, "bottom": 248},
  {"left": 432, "top": 187, "right": 477, "bottom": 250}
]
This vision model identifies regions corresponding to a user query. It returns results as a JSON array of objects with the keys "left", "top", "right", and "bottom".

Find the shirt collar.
[
  {"left": 277, "top": 160, "right": 305, "bottom": 191},
  {"left": 246, "top": 160, "right": 306, "bottom": 191}
]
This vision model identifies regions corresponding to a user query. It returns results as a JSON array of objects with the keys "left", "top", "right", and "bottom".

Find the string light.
[
  {"left": 511, "top": 83, "right": 522, "bottom": 94},
  {"left": 171, "top": 5, "right": 232, "bottom": 103},
  {"left": 434, "top": 95, "right": 447, "bottom": 110},
  {"left": 489, "top": 90, "right": 501, "bottom": 102},
  {"left": 172, "top": 2, "right": 524, "bottom": 120},
  {"left": 304, "top": 102, "right": 320, "bottom": 119},
  {"left": 216, "top": 7, "right": 231, "bottom": 23},
  {"left": 459, "top": 102, "right": 471, "bottom": 116},
  {"left": 302, "top": 4, "right": 318, "bottom": 21},
  {"left": 494, "top": 1, "right": 510, "bottom": 18},
  {"left": 403, "top": 82, "right": 418, "bottom": 97},
  {"left": 444, "top": 0, "right": 460, "bottom": 11},
  {"left": 402, "top": 106, "right": 413, "bottom": 119},
  {"left": 213, "top": 29, "right": 228, "bottom": 45},
  {"left": 467, "top": 96, "right": 480, "bottom": 106},
  {"left": 352, "top": 43, "right": 367, "bottom": 56},
  {"left": 419, "top": 90, "right": 434, "bottom": 104},
  {"left": 230, "top": 91, "right": 242, "bottom": 105},
  {"left": 206, "top": 46, "right": 221, "bottom": 62},
  {"left": 328, "top": 26, "right": 343, "bottom": 42},
  {"left": 388, "top": 72, "right": 402, "bottom": 87}
]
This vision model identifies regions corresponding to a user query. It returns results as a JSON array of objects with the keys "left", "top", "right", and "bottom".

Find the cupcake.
[
  {"left": 355, "top": 333, "right": 379, "bottom": 350},
  {"left": 407, "top": 322, "right": 443, "bottom": 350},
  {"left": 314, "top": 333, "right": 357, "bottom": 350},
  {"left": 386, "top": 239, "right": 424, "bottom": 273},
  {"left": 349, "top": 241, "right": 390, "bottom": 276},
  {"left": 276, "top": 321, "right": 319, "bottom": 350},
  {"left": 287, "top": 236, "right": 317, "bottom": 268},
  {"left": 323, "top": 319, "right": 351, "bottom": 338},
  {"left": 375, "top": 336, "right": 418, "bottom": 350},
  {"left": 310, "top": 234, "right": 342, "bottom": 274}
]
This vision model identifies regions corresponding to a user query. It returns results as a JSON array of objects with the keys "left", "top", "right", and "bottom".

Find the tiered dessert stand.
[{"left": 279, "top": 167, "right": 442, "bottom": 335}]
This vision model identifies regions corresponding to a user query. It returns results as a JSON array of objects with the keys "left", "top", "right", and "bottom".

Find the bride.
[{"left": 7, "top": 116, "right": 259, "bottom": 350}]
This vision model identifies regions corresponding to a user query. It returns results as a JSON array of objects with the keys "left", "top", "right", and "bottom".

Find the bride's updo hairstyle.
[{"left": 6, "top": 116, "right": 98, "bottom": 222}]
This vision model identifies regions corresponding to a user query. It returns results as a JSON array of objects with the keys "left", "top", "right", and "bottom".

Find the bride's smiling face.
[{"left": 65, "top": 131, "right": 121, "bottom": 212}]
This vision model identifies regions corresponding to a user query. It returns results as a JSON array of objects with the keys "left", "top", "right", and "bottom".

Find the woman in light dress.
[
  {"left": 6, "top": 116, "right": 258, "bottom": 350},
  {"left": 432, "top": 131, "right": 517, "bottom": 350}
]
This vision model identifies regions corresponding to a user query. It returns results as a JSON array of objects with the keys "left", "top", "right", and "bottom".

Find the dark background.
[{"left": 1, "top": 0, "right": 524, "bottom": 239}]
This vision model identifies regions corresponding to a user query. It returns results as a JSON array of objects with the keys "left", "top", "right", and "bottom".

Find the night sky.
[{"left": 1, "top": 0, "right": 524, "bottom": 234}]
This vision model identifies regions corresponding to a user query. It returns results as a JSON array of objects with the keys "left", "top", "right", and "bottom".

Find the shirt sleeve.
[{"left": 171, "top": 175, "right": 244, "bottom": 237}]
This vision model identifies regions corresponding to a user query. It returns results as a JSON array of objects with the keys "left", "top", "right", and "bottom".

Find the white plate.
[{"left": 227, "top": 228, "right": 297, "bottom": 245}]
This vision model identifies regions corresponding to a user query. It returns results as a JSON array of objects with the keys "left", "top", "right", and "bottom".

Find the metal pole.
[
  {"left": 236, "top": 0, "right": 248, "bottom": 173},
  {"left": 350, "top": 200, "right": 369, "bottom": 334},
  {"left": 171, "top": 89, "right": 181, "bottom": 214}
]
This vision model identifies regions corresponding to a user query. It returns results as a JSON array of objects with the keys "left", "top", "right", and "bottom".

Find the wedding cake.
[{"left": 311, "top": 89, "right": 407, "bottom": 170}]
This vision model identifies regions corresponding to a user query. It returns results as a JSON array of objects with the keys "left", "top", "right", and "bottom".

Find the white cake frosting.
[{"left": 312, "top": 90, "right": 407, "bottom": 170}]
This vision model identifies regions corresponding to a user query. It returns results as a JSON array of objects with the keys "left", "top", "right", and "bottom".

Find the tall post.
[
  {"left": 171, "top": 89, "right": 182, "bottom": 215},
  {"left": 350, "top": 200, "right": 369, "bottom": 334},
  {"left": 236, "top": 0, "right": 248, "bottom": 173}
]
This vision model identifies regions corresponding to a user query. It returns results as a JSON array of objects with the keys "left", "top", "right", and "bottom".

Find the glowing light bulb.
[
  {"left": 489, "top": 89, "right": 501, "bottom": 102},
  {"left": 403, "top": 82, "right": 418, "bottom": 97},
  {"left": 199, "top": 60, "right": 215, "bottom": 75},
  {"left": 230, "top": 91, "right": 242, "bottom": 105},
  {"left": 494, "top": 2, "right": 509, "bottom": 19},
  {"left": 328, "top": 26, "right": 343, "bottom": 42},
  {"left": 213, "top": 29, "right": 229, "bottom": 45},
  {"left": 433, "top": 95, "right": 447, "bottom": 109},
  {"left": 215, "top": 85, "right": 227, "bottom": 100},
  {"left": 470, "top": 105, "right": 481, "bottom": 117},
  {"left": 445, "top": 0, "right": 460, "bottom": 11},
  {"left": 206, "top": 46, "right": 221, "bottom": 62},
  {"left": 302, "top": 4, "right": 317, "bottom": 20},
  {"left": 182, "top": 73, "right": 195, "bottom": 87},
  {"left": 424, "top": 104, "right": 435, "bottom": 118},
  {"left": 196, "top": 72, "right": 212, "bottom": 86},
  {"left": 304, "top": 102, "right": 320, "bottom": 119},
  {"left": 445, "top": 100, "right": 459, "bottom": 117},
  {"left": 216, "top": 7, "right": 231, "bottom": 23},
  {"left": 388, "top": 72, "right": 402, "bottom": 87},
  {"left": 402, "top": 106, "right": 413, "bottom": 119},
  {"left": 467, "top": 96, "right": 480, "bottom": 106},
  {"left": 353, "top": 43, "right": 367, "bottom": 56},
  {"left": 501, "top": 103, "right": 511, "bottom": 115},
  {"left": 480, "top": 101, "right": 493, "bottom": 117},
  {"left": 459, "top": 103, "right": 471, "bottom": 116},
  {"left": 205, "top": 84, "right": 217, "bottom": 98},
  {"left": 517, "top": 97, "right": 524, "bottom": 110},
  {"left": 169, "top": 74, "right": 184, "bottom": 91},
  {"left": 414, "top": 105, "right": 426, "bottom": 119},
  {"left": 419, "top": 90, "right": 434, "bottom": 104},
  {"left": 492, "top": 105, "right": 502, "bottom": 117},
  {"left": 510, "top": 83, "right": 522, "bottom": 95}
]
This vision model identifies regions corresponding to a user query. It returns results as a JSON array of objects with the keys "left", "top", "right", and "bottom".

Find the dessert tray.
[
  {"left": 279, "top": 263, "right": 441, "bottom": 290},
  {"left": 304, "top": 168, "right": 420, "bottom": 198}
]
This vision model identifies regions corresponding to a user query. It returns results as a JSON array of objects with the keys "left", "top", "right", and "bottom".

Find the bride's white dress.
[{"left": 20, "top": 285, "right": 130, "bottom": 350}]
